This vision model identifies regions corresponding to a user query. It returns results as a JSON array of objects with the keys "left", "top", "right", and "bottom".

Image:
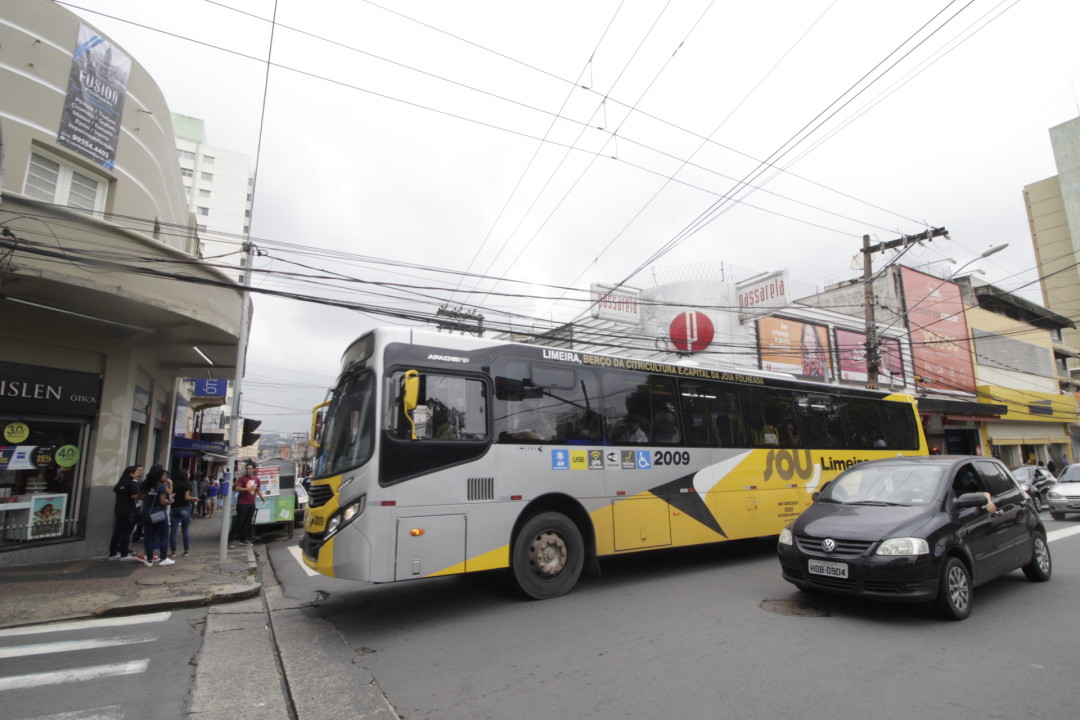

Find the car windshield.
[
  {"left": 818, "top": 464, "right": 946, "bottom": 505},
  {"left": 1057, "top": 465, "right": 1080, "bottom": 483}
]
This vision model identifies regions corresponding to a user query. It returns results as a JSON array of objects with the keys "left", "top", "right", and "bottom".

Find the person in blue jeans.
[
  {"left": 169, "top": 469, "right": 195, "bottom": 557},
  {"left": 140, "top": 467, "right": 174, "bottom": 566}
]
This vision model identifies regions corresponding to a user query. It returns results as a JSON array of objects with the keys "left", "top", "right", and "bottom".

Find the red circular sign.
[{"left": 669, "top": 311, "right": 715, "bottom": 352}]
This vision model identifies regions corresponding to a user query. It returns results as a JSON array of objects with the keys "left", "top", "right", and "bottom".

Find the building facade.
[
  {"left": 0, "top": 0, "right": 243, "bottom": 565},
  {"left": 173, "top": 113, "right": 253, "bottom": 271},
  {"left": 1022, "top": 114, "right": 1080, "bottom": 459}
]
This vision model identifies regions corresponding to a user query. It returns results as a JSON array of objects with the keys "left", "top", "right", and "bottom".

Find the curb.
[{"left": 94, "top": 582, "right": 264, "bottom": 618}]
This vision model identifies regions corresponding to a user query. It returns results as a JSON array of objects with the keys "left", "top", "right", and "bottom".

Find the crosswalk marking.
[
  {"left": 1047, "top": 525, "right": 1080, "bottom": 543},
  {"left": 287, "top": 545, "right": 319, "bottom": 576},
  {"left": 23, "top": 706, "right": 124, "bottom": 720},
  {"left": 0, "top": 635, "right": 156, "bottom": 660},
  {"left": 0, "top": 659, "right": 149, "bottom": 692},
  {"left": 0, "top": 612, "right": 171, "bottom": 639}
]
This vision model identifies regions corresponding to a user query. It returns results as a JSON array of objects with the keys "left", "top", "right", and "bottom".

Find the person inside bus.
[
  {"left": 781, "top": 419, "right": 800, "bottom": 447},
  {"left": 617, "top": 414, "right": 648, "bottom": 443},
  {"left": 652, "top": 412, "right": 680, "bottom": 443},
  {"left": 566, "top": 412, "right": 604, "bottom": 444},
  {"left": 431, "top": 405, "right": 452, "bottom": 439}
]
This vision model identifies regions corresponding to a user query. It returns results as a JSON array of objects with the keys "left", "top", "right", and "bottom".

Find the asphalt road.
[
  {"left": 0, "top": 609, "right": 206, "bottom": 720},
  {"left": 268, "top": 516, "right": 1080, "bottom": 720}
]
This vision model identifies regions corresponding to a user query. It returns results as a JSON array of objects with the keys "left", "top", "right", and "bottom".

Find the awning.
[
  {"left": 202, "top": 452, "right": 230, "bottom": 461},
  {"left": 918, "top": 397, "right": 1008, "bottom": 417}
]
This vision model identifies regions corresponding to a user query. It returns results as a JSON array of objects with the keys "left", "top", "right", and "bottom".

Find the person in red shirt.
[{"left": 229, "top": 463, "right": 265, "bottom": 546}]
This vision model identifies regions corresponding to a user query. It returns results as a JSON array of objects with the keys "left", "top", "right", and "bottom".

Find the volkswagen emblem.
[{"left": 822, "top": 538, "right": 836, "bottom": 553}]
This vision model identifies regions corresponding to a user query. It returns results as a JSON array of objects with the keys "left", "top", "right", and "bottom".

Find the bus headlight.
[{"left": 325, "top": 496, "right": 366, "bottom": 539}]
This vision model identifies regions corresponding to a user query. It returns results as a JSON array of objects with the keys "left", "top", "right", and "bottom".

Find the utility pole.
[
  {"left": 220, "top": 242, "right": 255, "bottom": 562},
  {"left": 435, "top": 304, "right": 484, "bottom": 336},
  {"left": 862, "top": 235, "right": 879, "bottom": 389},
  {"left": 861, "top": 227, "right": 948, "bottom": 389}
]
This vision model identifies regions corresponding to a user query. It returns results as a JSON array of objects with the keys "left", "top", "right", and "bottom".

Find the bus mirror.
[
  {"left": 403, "top": 370, "right": 420, "bottom": 440},
  {"left": 310, "top": 401, "right": 330, "bottom": 449},
  {"left": 403, "top": 370, "right": 419, "bottom": 411}
]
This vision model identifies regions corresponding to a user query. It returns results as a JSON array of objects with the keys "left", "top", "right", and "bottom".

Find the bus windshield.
[{"left": 316, "top": 370, "right": 376, "bottom": 477}]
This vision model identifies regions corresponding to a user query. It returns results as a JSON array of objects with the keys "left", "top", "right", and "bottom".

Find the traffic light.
[{"left": 241, "top": 418, "right": 262, "bottom": 447}]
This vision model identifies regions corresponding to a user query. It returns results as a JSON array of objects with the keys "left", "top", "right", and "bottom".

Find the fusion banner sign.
[{"left": 57, "top": 25, "right": 131, "bottom": 169}]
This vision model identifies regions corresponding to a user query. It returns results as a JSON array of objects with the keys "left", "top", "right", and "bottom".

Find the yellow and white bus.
[{"left": 301, "top": 327, "right": 926, "bottom": 598}]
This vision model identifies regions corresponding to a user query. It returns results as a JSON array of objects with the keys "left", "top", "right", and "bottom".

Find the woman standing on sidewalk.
[
  {"left": 169, "top": 469, "right": 195, "bottom": 557},
  {"left": 140, "top": 467, "right": 174, "bottom": 566},
  {"left": 205, "top": 476, "right": 219, "bottom": 518},
  {"left": 107, "top": 465, "right": 143, "bottom": 560}
]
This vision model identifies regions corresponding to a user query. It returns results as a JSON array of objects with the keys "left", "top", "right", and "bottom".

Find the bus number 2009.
[{"left": 654, "top": 450, "right": 691, "bottom": 466}]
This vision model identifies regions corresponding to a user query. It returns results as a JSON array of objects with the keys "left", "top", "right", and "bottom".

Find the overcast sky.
[{"left": 64, "top": 0, "right": 1080, "bottom": 435}]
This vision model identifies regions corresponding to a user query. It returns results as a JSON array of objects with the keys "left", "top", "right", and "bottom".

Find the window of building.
[
  {"left": 178, "top": 149, "right": 196, "bottom": 162},
  {"left": 24, "top": 152, "right": 106, "bottom": 212},
  {"left": 199, "top": 189, "right": 211, "bottom": 198},
  {"left": 197, "top": 206, "right": 210, "bottom": 216},
  {"left": 201, "top": 172, "right": 214, "bottom": 181},
  {"left": 181, "top": 168, "right": 193, "bottom": 178},
  {"left": 203, "top": 155, "right": 215, "bottom": 164}
]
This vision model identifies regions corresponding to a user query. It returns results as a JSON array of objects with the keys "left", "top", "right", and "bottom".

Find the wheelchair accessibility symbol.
[{"left": 635, "top": 450, "right": 652, "bottom": 469}]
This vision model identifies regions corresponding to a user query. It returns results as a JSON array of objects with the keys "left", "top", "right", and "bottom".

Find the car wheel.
[
  {"left": 1022, "top": 532, "right": 1052, "bottom": 582},
  {"left": 1051, "top": 511, "right": 1066, "bottom": 521},
  {"left": 511, "top": 512, "right": 584, "bottom": 600},
  {"left": 933, "top": 557, "right": 972, "bottom": 620}
]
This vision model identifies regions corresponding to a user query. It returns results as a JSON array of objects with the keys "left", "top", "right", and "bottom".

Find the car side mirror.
[
  {"left": 812, "top": 481, "right": 831, "bottom": 502},
  {"left": 955, "top": 492, "right": 988, "bottom": 509}
]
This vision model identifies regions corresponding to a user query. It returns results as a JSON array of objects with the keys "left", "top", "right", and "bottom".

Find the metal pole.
[
  {"left": 220, "top": 242, "right": 254, "bottom": 562},
  {"left": 863, "top": 234, "right": 879, "bottom": 390}
]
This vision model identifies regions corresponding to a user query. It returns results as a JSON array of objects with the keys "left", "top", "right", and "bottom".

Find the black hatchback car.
[{"left": 777, "top": 456, "right": 1051, "bottom": 619}]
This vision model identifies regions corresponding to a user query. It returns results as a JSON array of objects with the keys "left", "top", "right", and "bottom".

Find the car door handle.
[{"left": 991, "top": 510, "right": 1004, "bottom": 518}]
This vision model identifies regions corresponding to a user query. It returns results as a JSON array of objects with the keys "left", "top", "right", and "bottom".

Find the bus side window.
[
  {"left": 843, "top": 397, "right": 884, "bottom": 449},
  {"left": 880, "top": 400, "right": 919, "bottom": 450},
  {"left": 796, "top": 392, "right": 843, "bottom": 449},
  {"left": 402, "top": 374, "right": 487, "bottom": 441}
]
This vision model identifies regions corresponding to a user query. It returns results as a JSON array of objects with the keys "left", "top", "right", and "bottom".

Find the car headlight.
[
  {"left": 876, "top": 537, "right": 929, "bottom": 556},
  {"left": 778, "top": 526, "right": 794, "bottom": 546},
  {"left": 324, "top": 496, "right": 366, "bottom": 539},
  {"left": 1048, "top": 491, "right": 1062, "bottom": 499}
]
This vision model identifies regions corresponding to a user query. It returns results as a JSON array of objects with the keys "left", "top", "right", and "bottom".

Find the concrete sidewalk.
[{"left": 0, "top": 510, "right": 260, "bottom": 629}]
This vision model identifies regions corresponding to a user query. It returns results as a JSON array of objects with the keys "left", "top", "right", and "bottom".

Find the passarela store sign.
[
  {"left": 590, "top": 283, "right": 642, "bottom": 325},
  {"left": 736, "top": 270, "right": 790, "bottom": 312}
]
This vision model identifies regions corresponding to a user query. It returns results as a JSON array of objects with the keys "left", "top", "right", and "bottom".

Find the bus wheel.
[{"left": 512, "top": 512, "right": 584, "bottom": 600}]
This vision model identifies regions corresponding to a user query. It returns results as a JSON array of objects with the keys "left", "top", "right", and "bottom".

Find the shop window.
[{"left": 0, "top": 419, "right": 88, "bottom": 549}]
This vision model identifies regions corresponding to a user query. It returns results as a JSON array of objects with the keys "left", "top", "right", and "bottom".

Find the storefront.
[
  {"left": 0, "top": 361, "right": 100, "bottom": 551},
  {"left": 918, "top": 396, "right": 1006, "bottom": 456},
  {"left": 980, "top": 386, "right": 1078, "bottom": 469}
]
